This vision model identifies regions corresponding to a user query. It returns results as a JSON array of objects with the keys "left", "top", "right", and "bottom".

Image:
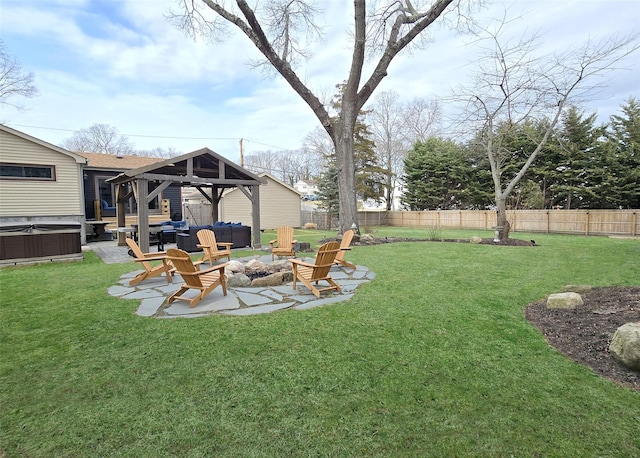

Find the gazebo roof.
[
  {"left": 106, "top": 148, "right": 265, "bottom": 252},
  {"left": 107, "top": 148, "right": 266, "bottom": 187}
]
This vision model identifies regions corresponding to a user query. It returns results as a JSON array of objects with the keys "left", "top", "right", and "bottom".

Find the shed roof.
[{"left": 222, "top": 172, "right": 301, "bottom": 197}]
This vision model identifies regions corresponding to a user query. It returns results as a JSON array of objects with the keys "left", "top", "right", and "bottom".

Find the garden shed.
[
  {"left": 108, "top": 148, "right": 266, "bottom": 252},
  {"left": 220, "top": 173, "right": 302, "bottom": 229}
]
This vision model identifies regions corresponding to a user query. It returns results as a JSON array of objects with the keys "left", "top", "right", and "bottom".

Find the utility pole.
[{"left": 239, "top": 138, "right": 244, "bottom": 167}]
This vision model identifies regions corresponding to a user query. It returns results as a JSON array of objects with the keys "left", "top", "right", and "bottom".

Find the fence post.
[
  {"left": 585, "top": 211, "right": 590, "bottom": 236},
  {"left": 633, "top": 211, "right": 637, "bottom": 237}
]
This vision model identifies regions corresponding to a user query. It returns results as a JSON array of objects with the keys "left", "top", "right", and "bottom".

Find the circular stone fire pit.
[
  {"left": 111, "top": 253, "right": 375, "bottom": 317},
  {"left": 225, "top": 258, "right": 294, "bottom": 288}
]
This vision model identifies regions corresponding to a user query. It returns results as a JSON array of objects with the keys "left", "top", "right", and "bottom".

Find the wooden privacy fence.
[
  {"left": 184, "top": 203, "right": 639, "bottom": 236},
  {"left": 182, "top": 203, "right": 213, "bottom": 227},
  {"left": 301, "top": 210, "right": 333, "bottom": 230},
  {"left": 360, "top": 209, "right": 639, "bottom": 237}
]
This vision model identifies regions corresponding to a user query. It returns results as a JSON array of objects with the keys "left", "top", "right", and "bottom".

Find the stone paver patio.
[{"left": 107, "top": 253, "right": 375, "bottom": 318}]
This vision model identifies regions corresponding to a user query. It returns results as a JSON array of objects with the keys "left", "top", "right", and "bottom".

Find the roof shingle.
[{"left": 78, "top": 152, "right": 164, "bottom": 170}]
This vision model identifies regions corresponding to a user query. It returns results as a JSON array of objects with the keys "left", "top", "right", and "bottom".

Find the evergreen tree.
[
  {"left": 316, "top": 163, "right": 340, "bottom": 223},
  {"left": 401, "top": 138, "right": 472, "bottom": 210},
  {"left": 607, "top": 97, "right": 640, "bottom": 208},
  {"left": 461, "top": 146, "right": 494, "bottom": 209},
  {"left": 331, "top": 86, "right": 385, "bottom": 204},
  {"left": 353, "top": 116, "right": 385, "bottom": 203},
  {"left": 548, "top": 107, "right": 606, "bottom": 209}
]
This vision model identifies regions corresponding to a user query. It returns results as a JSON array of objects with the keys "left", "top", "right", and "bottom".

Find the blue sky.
[{"left": 1, "top": 0, "right": 639, "bottom": 162}]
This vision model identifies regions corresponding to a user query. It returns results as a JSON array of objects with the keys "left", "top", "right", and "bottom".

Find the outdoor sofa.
[{"left": 176, "top": 222, "right": 251, "bottom": 252}]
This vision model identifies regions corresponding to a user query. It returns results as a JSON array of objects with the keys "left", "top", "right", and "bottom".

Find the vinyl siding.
[
  {"left": 0, "top": 130, "right": 84, "bottom": 218},
  {"left": 221, "top": 176, "right": 301, "bottom": 229}
]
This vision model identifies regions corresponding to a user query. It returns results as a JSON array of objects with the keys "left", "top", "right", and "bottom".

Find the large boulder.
[
  {"left": 562, "top": 284, "right": 593, "bottom": 294},
  {"left": 469, "top": 236, "right": 483, "bottom": 244},
  {"left": 227, "top": 273, "right": 251, "bottom": 288},
  {"left": 546, "top": 292, "right": 583, "bottom": 309},
  {"left": 251, "top": 271, "right": 292, "bottom": 287},
  {"left": 225, "top": 260, "right": 245, "bottom": 274},
  {"left": 609, "top": 322, "right": 640, "bottom": 371},
  {"left": 266, "top": 260, "right": 292, "bottom": 273},
  {"left": 245, "top": 259, "right": 265, "bottom": 270}
]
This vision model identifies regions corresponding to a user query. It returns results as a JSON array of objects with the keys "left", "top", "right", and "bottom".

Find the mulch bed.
[
  {"left": 525, "top": 286, "right": 640, "bottom": 392},
  {"left": 321, "top": 236, "right": 536, "bottom": 246}
]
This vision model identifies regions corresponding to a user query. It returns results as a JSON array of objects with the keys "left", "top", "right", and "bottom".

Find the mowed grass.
[{"left": 1, "top": 229, "right": 639, "bottom": 457}]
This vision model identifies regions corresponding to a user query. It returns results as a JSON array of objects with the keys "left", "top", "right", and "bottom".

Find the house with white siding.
[
  {"left": 220, "top": 173, "right": 302, "bottom": 229},
  {"left": 0, "top": 124, "right": 87, "bottom": 263},
  {"left": 293, "top": 179, "right": 319, "bottom": 198}
]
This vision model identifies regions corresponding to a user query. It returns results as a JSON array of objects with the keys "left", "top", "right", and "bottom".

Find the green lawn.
[{"left": 1, "top": 229, "right": 639, "bottom": 457}]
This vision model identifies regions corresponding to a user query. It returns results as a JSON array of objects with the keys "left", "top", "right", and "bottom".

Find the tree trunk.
[
  {"left": 495, "top": 194, "right": 511, "bottom": 240},
  {"left": 332, "top": 122, "right": 359, "bottom": 234}
]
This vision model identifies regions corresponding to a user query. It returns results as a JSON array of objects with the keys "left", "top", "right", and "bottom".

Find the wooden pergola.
[{"left": 107, "top": 148, "right": 266, "bottom": 252}]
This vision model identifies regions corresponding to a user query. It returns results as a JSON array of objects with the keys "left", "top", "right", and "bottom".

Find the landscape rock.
[
  {"left": 226, "top": 260, "right": 245, "bottom": 273},
  {"left": 360, "top": 234, "right": 375, "bottom": 244},
  {"left": 227, "top": 273, "right": 251, "bottom": 288},
  {"left": 470, "top": 236, "right": 483, "bottom": 244},
  {"left": 245, "top": 259, "right": 265, "bottom": 270},
  {"left": 251, "top": 271, "right": 292, "bottom": 287},
  {"left": 563, "top": 284, "right": 593, "bottom": 293},
  {"left": 546, "top": 292, "right": 583, "bottom": 309},
  {"left": 267, "top": 259, "right": 292, "bottom": 272},
  {"left": 609, "top": 322, "right": 640, "bottom": 371}
]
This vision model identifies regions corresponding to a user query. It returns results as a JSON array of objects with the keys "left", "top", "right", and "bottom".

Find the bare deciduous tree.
[
  {"left": 173, "top": 0, "right": 470, "bottom": 233},
  {"left": 0, "top": 40, "right": 38, "bottom": 110},
  {"left": 367, "top": 91, "right": 442, "bottom": 210},
  {"left": 136, "top": 146, "right": 183, "bottom": 158},
  {"left": 302, "top": 126, "right": 333, "bottom": 159},
  {"left": 244, "top": 145, "right": 324, "bottom": 186},
  {"left": 61, "top": 123, "right": 135, "bottom": 155},
  {"left": 243, "top": 149, "right": 281, "bottom": 176},
  {"left": 367, "top": 90, "right": 409, "bottom": 210},
  {"left": 403, "top": 97, "right": 442, "bottom": 142},
  {"left": 456, "top": 21, "right": 639, "bottom": 240}
]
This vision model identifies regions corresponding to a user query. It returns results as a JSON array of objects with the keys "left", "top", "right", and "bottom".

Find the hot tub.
[{"left": 0, "top": 222, "right": 82, "bottom": 266}]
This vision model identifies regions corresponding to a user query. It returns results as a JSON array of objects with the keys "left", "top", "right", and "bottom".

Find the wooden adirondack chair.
[
  {"left": 166, "top": 248, "right": 228, "bottom": 308},
  {"left": 269, "top": 226, "right": 297, "bottom": 261},
  {"left": 334, "top": 229, "right": 356, "bottom": 269},
  {"left": 290, "top": 241, "right": 342, "bottom": 298},
  {"left": 197, "top": 229, "right": 232, "bottom": 265},
  {"left": 125, "top": 238, "right": 173, "bottom": 286}
]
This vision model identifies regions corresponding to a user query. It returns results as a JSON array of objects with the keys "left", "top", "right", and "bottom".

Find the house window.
[
  {"left": 148, "top": 181, "right": 160, "bottom": 210},
  {"left": 0, "top": 163, "right": 55, "bottom": 180},
  {"left": 95, "top": 176, "right": 161, "bottom": 213},
  {"left": 96, "top": 177, "right": 114, "bottom": 206}
]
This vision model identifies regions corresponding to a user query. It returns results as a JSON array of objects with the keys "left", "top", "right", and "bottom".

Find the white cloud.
[{"left": 1, "top": 0, "right": 638, "bottom": 160}]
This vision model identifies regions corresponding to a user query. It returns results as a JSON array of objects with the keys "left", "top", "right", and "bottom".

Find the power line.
[
  {"left": 244, "top": 138, "right": 295, "bottom": 151},
  {"left": 9, "top": 123, "right": 234, "bottom": 140},
  {"left": 7, "top": 123, "right": 241, "bottom": 141},
  {"left": 7, "top": 123, "right": 296, "bottom": 151}
]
